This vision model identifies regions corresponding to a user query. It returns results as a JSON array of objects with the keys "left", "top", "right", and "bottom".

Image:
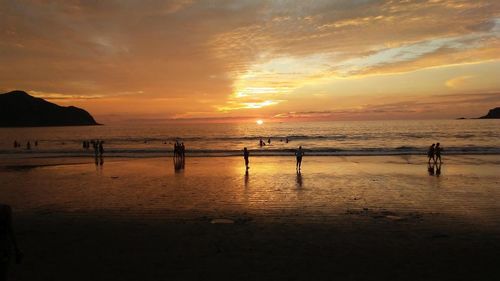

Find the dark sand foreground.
[{"left": 1, "top": 155, "right": 499, "bottom": 280}]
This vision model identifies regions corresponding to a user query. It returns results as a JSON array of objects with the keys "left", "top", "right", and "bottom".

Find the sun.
[{"left": 256, "top": 119, "right": 264, "bottom": 125}]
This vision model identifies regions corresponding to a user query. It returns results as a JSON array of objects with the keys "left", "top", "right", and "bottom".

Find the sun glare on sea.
[{"left": 256, "top": 119, "right": 264, "bottom": 125}]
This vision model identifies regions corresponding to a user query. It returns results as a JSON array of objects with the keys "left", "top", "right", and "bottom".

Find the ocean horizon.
[{"left": 1, "top": 119, "right": 499, "bottom": 158}]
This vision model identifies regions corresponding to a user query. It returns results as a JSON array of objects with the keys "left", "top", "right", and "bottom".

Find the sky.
[{"left": 1, "top": 0, "right": 499, "bottom": 123}]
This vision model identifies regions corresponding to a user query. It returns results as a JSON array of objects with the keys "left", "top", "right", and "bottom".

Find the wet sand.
[{"left": 1, "top": 155, "right": 499, "bottom": 280}]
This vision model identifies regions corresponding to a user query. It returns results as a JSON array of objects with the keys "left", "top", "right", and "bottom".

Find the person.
[
  {"left": 26, "top": 141, "right": 31, "bottom": 150},
  {"left": 12, "top": 141, "right": 17, "bottom": 148},
  {"left": 243, "top": 147, "right": 250, "bottom": 170},
  {"left": 435, "top": 143, "right": 442, "bottom": 164},
  {"left": 92, "top": 140, "right": 98, "bottom": 157},
  {"left": 1, "top": 204, "right": 23, "bottom": 281},
  {"left": 267, "top": 138, "right": 271, "bottom": 144},
  {"left": 259, "top": 138, "right": 263, "bottom": 147},
  {"left": 98, "top": 141, "right": 104, "bottom": 157},
  {"left": 34, "top": 140, "right": 38, "bottom": 147},
  {"left": 427, "top": 143, "right": 435, "bottom": 164},
  {"left": 285, "top": 137, "right": 289, "bottom": 143},
  {"left": 180, "top": 142, "right": 185, "bottom": 158},
  {"left": 295, "top": 146, "right": 304, "bottom": 171},
  {"left": 174, "top": 140, "right": 181, "bottom": 158}
]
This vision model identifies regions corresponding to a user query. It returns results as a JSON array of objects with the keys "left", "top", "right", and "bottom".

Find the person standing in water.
[
  {"left": 295, "top": 146, "right": 304, "bottom": 172},
  {"left": 1, "top": 204, "right": 23, "bottom": 281},
  {"left": 427, "top": 143, "right": 435, "bottom": 164},
  {"left": 243, "top": 147, "right": 250, "bottom": 170},
  {"left": 98, "top": 141, "right": 104, "bottom": 157},
  {"left": 435, "top": 142, "right": 442, "bottom": 164}
]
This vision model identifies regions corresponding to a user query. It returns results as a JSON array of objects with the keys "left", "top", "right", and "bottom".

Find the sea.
[{"left": 0, "top": 119, "right": 499, "bottom": 158}]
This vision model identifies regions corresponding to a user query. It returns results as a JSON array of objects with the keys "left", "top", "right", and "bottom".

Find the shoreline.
[{"left": 1, "top": 153, "right": 499, "bottom": 170}]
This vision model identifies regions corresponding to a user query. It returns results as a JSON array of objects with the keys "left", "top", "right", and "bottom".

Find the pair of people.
[
  {"left": 174, "top": 141, "right": 185, "bottom": 158},
  {"left": 427, "top": 143, "right": 443, "bottom": 164},
  {"left": 173, "top": 141, "right": 185, "bottom": 171},
  {"left": 243, "top": 146, "right": 304, "bottom": 171}
]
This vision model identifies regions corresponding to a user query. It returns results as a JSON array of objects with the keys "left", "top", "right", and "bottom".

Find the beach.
[{"left": 1, "top": 155, "right": 499, "bottom": 280}]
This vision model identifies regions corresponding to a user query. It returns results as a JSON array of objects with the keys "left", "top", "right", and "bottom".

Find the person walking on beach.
[
  {"left": 427, "top": 143, "right": 435, "bottom": 163},
  {"left": 243, "top": 147, "right": 250, "bottom": 170},
  {"left": 435, "top": 142, "right": 442, "bottom": 164},
  {"left": 1, "top": 204, "right": 23, "bottom": 281},
  {"left": 92, "top": 140, "right": 98, "bottom": 157},
  {"left": 295, "top": 146, "right": 304, "bottom": 171},
  {"left": 98, "top": 141, "right": 104, "bottom": 157}
]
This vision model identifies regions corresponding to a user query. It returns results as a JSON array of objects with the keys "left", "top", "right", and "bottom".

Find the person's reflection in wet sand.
[
  {"left": 244, "top": 170, "right": 249, "bottom": 188},
  {"left": 296, "top": 171, "right": 303, "bottom": 188},
  {"left": 427, "top": 163, "right": 435, "bottom": 176},
  {"left": 94, "top": 152, "right": 104, "bottom": 167},
  {"left": 173, "top": 155, "right": 185, "bottom": 172},
  {"left": 436, "top": 162, "right": 441, "bottom": 177}
]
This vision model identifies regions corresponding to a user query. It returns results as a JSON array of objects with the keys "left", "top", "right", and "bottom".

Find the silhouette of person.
[
  {"left": 13, "top": 141, "right": 17, "bottom": 148},
  {"left": 0, "top": 204, "right": 23, "bottom": 281},
  {"left": 267, "top": 138, "right": 271, "bottom": 144},
  {"left": 285, "top": 137, "right": 289, "bottom": 143},
  {"left": 259, "top": 138, "right": 263, "bottom": 147},
  {"left": 92, "top": 140, "right": 98, "bottom": 157},
  {"left": 435, "top": 142, "right": 442, "bottom": 164},
  {"left": 26, "top": 141, "right": 31, "bottom": 150},
  {"left": 173, "top": 140, "right": 185, "bottom": 171},
  {"left": 295, "top": 146, "right": 304, "bottom": 171},
  {"left": 427, "top": 162, "right": 435, "bottom": 176},
  {"left": 34, "top": 140, "right": 38, "bottom": 147},
  {"left": 427, "top": 143, "right": 435, "bottom": 163},
  {"left": 98, "top": 141, "right": 104, "bottom": 157},
  {"left": 243, "top": 147, "right": 250, "bottom": 170}
]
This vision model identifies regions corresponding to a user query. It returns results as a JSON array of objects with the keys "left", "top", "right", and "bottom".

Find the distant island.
[
  {"left": 0, "top": 90, "right": 99, "bottom": 127},
  {"left": 456, "top": 107, "right": 500, "bottom": 120},
  {"left": 479, "top": 107, "right": 500, "bottom": 119}
]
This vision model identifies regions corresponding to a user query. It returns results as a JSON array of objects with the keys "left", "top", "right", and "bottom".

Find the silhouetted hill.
[
  {"left": 479, "top": 107, "right": 500, "bottom": 119},
  {"left": 0, "top": 90, "right": 99, "bottom": 127}
]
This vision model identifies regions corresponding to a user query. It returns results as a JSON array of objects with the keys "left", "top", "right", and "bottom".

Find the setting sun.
[{"left": 256, "top": 119, "right": 264, "bottom": 125}]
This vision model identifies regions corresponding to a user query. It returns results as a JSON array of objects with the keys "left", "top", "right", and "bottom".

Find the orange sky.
[{"left": 1, "top": 0, "right": 499, "bottom": 123}]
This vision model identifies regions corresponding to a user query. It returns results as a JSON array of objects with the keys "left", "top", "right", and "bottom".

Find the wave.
[{"left": 1, "top": 146, "right": 499, "bottom": 157}]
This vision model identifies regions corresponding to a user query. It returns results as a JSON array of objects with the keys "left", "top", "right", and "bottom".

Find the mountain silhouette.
[
  {"left": 479, "top": 107, "right": 500, "bottom": 119},
  {"left": 0, "top": 90, "right": 99, "bottom": 127}
]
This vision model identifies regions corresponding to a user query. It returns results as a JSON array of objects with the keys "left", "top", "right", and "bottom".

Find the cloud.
[
  {"left": 1, "top": 0, "right": 499, "bottom": 120},
  {"left": 445, "top": 75, "right": 475, "bottom": 88},
  {"left": 272, "top": 92, "right": 500, "bottom": 120}
]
